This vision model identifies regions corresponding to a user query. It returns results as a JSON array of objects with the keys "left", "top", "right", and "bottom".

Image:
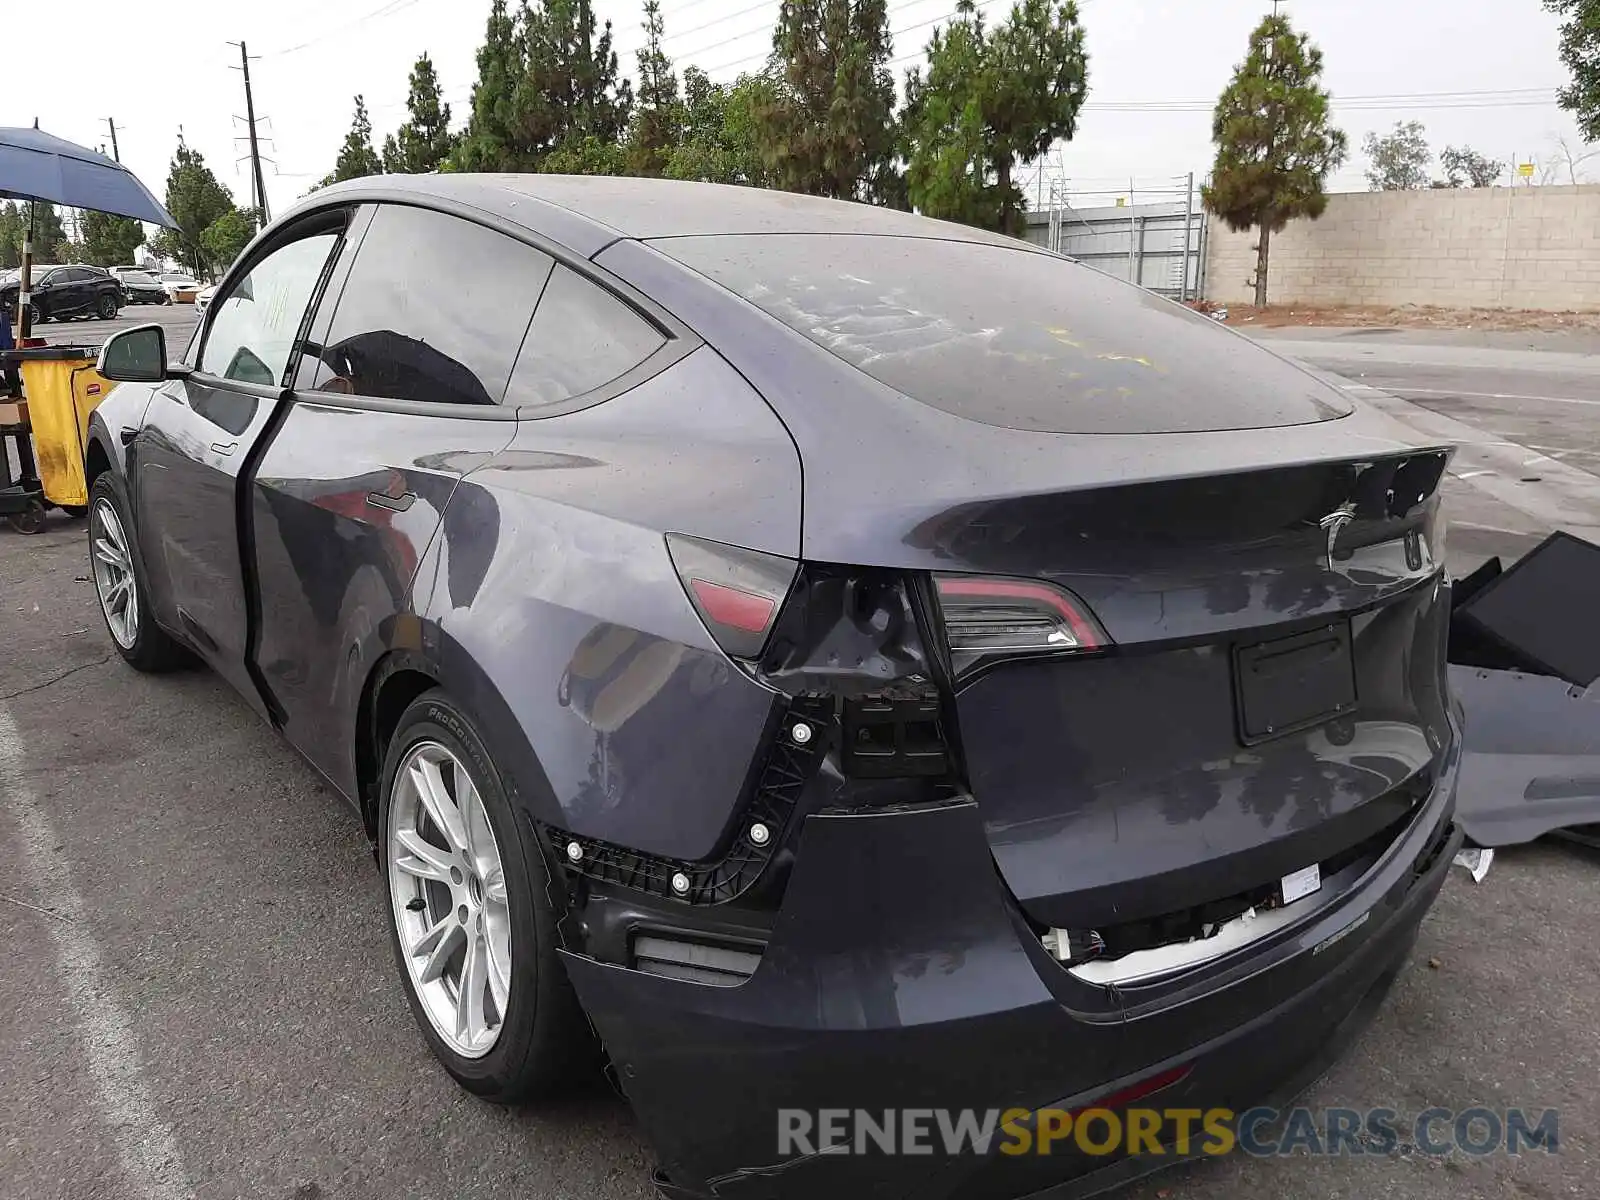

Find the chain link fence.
[{"left": 1022, "top": 176, "right": 1208, "bottom": 303}]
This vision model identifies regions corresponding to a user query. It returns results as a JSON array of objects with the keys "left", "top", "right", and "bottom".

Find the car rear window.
[{"left": 657, "top": 234, "right": 1351, "bottom": 434}]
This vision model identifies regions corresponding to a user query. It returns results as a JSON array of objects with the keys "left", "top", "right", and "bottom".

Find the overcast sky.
[{"left": 9, "top": 0, "right": 1587, "bottom": 223}]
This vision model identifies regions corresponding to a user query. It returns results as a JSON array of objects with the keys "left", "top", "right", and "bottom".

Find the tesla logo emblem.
[{"left": 1319, "top": 503, "right": 1357, "bottom": 570}]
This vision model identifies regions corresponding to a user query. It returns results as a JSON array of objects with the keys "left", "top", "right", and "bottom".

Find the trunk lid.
[{"left": 940, "top": 453, "right": 1455, "bottom": 932}]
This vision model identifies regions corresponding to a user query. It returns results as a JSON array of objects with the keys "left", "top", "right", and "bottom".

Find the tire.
[
  {"left": 96, "top": 293, "right": 117, "bottom": 319},
  {"left": 5, "top": 499, "right": 45, "bottom": 535},
  {"left": 25, "top": 302, "right": 43, "bottom": 326},
  {"left": 379, "top": 689, "right": 594, "bottom": 1102},
  {"left": 87, "top": 473, "right": 189, "bottom": 672}
]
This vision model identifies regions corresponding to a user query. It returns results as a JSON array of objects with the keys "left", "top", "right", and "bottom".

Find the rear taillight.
[
  {"left": 933, "top": 573, "right": 1109, "bottom": 678},
  {"left": 666, "top": 533, "right": 797, "bottom": 659}
]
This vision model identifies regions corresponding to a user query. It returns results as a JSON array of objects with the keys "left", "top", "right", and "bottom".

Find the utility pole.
[
  {"left": 105, "top": 117, "right": 120, "bottom": 162},
  {"left": 229, "top": 40, "right": 271, "bottom": 227}
]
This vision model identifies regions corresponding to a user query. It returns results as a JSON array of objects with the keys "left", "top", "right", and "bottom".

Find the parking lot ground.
[
  {"left": 29, "top": 301, "right": 200, "bottom": 349},
  {"left": 1, "top": 327, "right": 1598, "bottom": 1199}
]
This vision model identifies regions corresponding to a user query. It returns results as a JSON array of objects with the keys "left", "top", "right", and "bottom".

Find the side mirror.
[{"left": 97, "top": 324, "right": 169, "bottom": 383}]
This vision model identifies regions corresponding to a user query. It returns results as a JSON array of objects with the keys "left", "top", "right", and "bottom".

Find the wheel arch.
[
  {"left": 84, "top": 431, "right": 113, "bottom": 489},
  {"left": 355, "top": 634, "right": 567, "bottom": 846}
]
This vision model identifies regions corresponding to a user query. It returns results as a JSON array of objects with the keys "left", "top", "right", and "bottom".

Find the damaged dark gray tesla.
[{"left": 83, "top": 176, "right": 1462, "bottom": 1199}]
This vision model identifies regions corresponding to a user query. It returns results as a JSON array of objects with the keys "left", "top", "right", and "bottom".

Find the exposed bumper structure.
[{"left": 562, "top": 756, "right": 1461, "bottom": 1200}]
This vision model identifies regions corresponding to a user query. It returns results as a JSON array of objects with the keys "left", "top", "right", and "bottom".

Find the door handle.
[
  {"left": 210, "top": 441, "right": 237, "bottom": 456},
  {"left": 119, "top": 426, "right": 140, "bottom": 446},
  {"left": 366, "top": 490, "right": 415, "bottom": 513}
]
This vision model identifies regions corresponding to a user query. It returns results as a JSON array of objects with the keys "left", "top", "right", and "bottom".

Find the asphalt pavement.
[
  {"left": 1254, "top": 325, "right": 1600, "bottom": 575},
  {"left": 32, "top": 299, "right": 200, "bottom": 347},
  {"left": 1, "top": 322, "right": 1597, "bottom": 1199}
]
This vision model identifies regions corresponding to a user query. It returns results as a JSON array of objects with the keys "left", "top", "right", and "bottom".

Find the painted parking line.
[
  {"left": 0, "top": 703, "right": 193, "bottom": 1200},
  {"left": 1383, "top": 386, "right": 1600, "bottom": 408}
]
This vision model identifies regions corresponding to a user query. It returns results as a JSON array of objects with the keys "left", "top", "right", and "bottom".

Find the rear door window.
[
  {"left": 504, "top": 264, "right": 666, "bottom": 410},
  {"left": 300, "top": 204, "right": 555, "bottom": 406},
  {"left": 657, "top": 234, "right": 1352, "bottom": 434}
]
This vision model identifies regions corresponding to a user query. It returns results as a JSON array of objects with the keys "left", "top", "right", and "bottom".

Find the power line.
[
  {"left": 266, "top": 0, "right": 425, "bottom": 57},
  {"left": 698, "top": 0, "right": 1008, "bottom": 75},
  {"left": 663, "top": 0, "right": 776, "bottom": 46}
]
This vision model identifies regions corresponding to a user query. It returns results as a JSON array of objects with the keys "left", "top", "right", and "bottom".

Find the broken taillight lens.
[
  {"left": 666, "top": 533, "right": 798, "bottom": 659},
  {"left": 933, "top": 574, "right": 1109, "bottom": 679}
]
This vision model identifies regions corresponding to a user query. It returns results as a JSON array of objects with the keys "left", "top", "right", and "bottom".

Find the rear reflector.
[
  {"left": 934, "top": 574, "right": 1109, "bottom": 678},
  {"left": 689, "top": 579, "right": 776, "bottom": 634},
  {"left": 667, "top": 534, "right": 797, "bottom": 659}
]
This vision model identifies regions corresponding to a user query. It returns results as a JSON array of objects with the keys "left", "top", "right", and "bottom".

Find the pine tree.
[
  {"left": 526, "top": 0, "right": 633, "bottom": 162},
  {"left": 983, "top": 0, "right": 1088, "bottom": 233},
  {"left": 165, "top": 146, "right": 235, "bottom": 278},
  {"left": 628, "top": 0, "right": 681, "bottom": 176},
  {"left": 1547, "top": 0, "right": 1600, "bottom": 141},
  {"left": 456, "top": 0, "right": 528, "bottom": 170},
  {"left": 903, "top": 0, "right": 1087, "bottom": 233},
  {"left": 904, "top": 5, "right": 1001, "bottom": 227},
  {"left": 25, "top": 203, "right": 67, "bottom": 260},
  {"left": 382, "top": 54, "right": 457, "bottom": 174},
  {"left": 0, "top": 203, "right": 22, "bottom": 268},
  {"left": 322, "top": 96, "right": 385, "bottom": 186},
  {"left": 1202, "top": 14, "right": 1346, "bottom": 307},
  {"left": 457, "top": 0, "right": 633, "bottom": 172},
  {"left": 759, "top": 0, "right": 897, "bottom": 199},
  {"left": 82, "top": 211, "right": 146, "bottom": 266}
]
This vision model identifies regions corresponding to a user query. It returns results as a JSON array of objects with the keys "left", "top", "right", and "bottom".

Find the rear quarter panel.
[{"left": 412, "top": 346, "right": 802, "bottom": 862}]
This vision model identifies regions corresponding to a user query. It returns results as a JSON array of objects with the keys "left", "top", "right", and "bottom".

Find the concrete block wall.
[{"left": 1204, "top": 184, "right": 1600, "bottom": 310}]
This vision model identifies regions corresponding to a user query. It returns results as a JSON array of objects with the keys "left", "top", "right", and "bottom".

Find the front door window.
[{"left": 200, "top": 234, "right": 338, "bottom": 387}]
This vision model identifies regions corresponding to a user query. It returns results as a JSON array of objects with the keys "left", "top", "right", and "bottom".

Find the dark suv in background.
[{"left": 0, "top": 263, "right": 123, "bottom": 323}]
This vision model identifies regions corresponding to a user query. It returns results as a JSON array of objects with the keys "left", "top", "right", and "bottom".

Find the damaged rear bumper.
[{"left": 561, "top": 757, "right": 1461, "bottom": 1200}]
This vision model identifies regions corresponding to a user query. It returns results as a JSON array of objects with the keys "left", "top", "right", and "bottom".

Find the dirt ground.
[{"left": 1187, "top": 300, "right": 1600, "bottom": 333}]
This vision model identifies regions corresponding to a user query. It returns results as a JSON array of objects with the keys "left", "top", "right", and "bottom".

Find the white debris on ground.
[{"left": 1453, "top": 847, "right": 1494, "bottom": 882}]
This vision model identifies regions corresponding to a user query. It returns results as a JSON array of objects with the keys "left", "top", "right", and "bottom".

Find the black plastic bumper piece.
[{"left": 562, "top": 767, "right": 1460, "bottom": 1200}]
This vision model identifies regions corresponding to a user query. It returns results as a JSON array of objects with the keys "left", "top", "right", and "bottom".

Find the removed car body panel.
[{"left": 1448, "top": 532, "right": 1600, "bottom": 849}]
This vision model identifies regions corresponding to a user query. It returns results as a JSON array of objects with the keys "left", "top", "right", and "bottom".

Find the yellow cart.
[{"left": 10, "top": 344, "right": 113, "bottom": 518}]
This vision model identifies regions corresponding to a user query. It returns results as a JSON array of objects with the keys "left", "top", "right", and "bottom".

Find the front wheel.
[
  {"left": 25, "top": 302, "right": 42, "bottom": 326},
  {"left": 87, "top": 474, "right": 188, "bottom": 671},
  {"left": 380, "top": 690, "right": 594, "bottom": 1102},
  {"left": 96, "top": 294, "right": 118, "bottom": 319}
]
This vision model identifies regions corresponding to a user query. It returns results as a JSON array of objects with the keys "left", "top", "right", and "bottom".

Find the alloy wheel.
[
  {"left": 90, "top": 498, "right": 139, "bottom": 648},
  {"left": 387, "top": 740, "right": 513, "bottom": 1059}
]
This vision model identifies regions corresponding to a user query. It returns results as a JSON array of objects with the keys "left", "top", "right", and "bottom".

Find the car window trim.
[
  {"left": 284, "top": 204, "right": 375, "bottom": 391},
  {"left": 289, "top": 193, "right": 698, "bottom": 343},
  {"left": 511, "top": 336, "right": 696, "bottom": 421},
  {"left": 288, "top": 198, "right": 701, "bottom": 418},
  {"left": 194, "top": 206, "right": 353, "bottom": 384},
  {"left": 178, "top": 372, "right": 287, "bottom": 405}
]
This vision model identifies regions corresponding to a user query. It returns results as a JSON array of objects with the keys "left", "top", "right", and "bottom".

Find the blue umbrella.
[
  {"left": 0, "top": 126, "right": 175, "bottom": 226},
  {"left": 1, "top": 125, "right": 175, "bottom": 338}
]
